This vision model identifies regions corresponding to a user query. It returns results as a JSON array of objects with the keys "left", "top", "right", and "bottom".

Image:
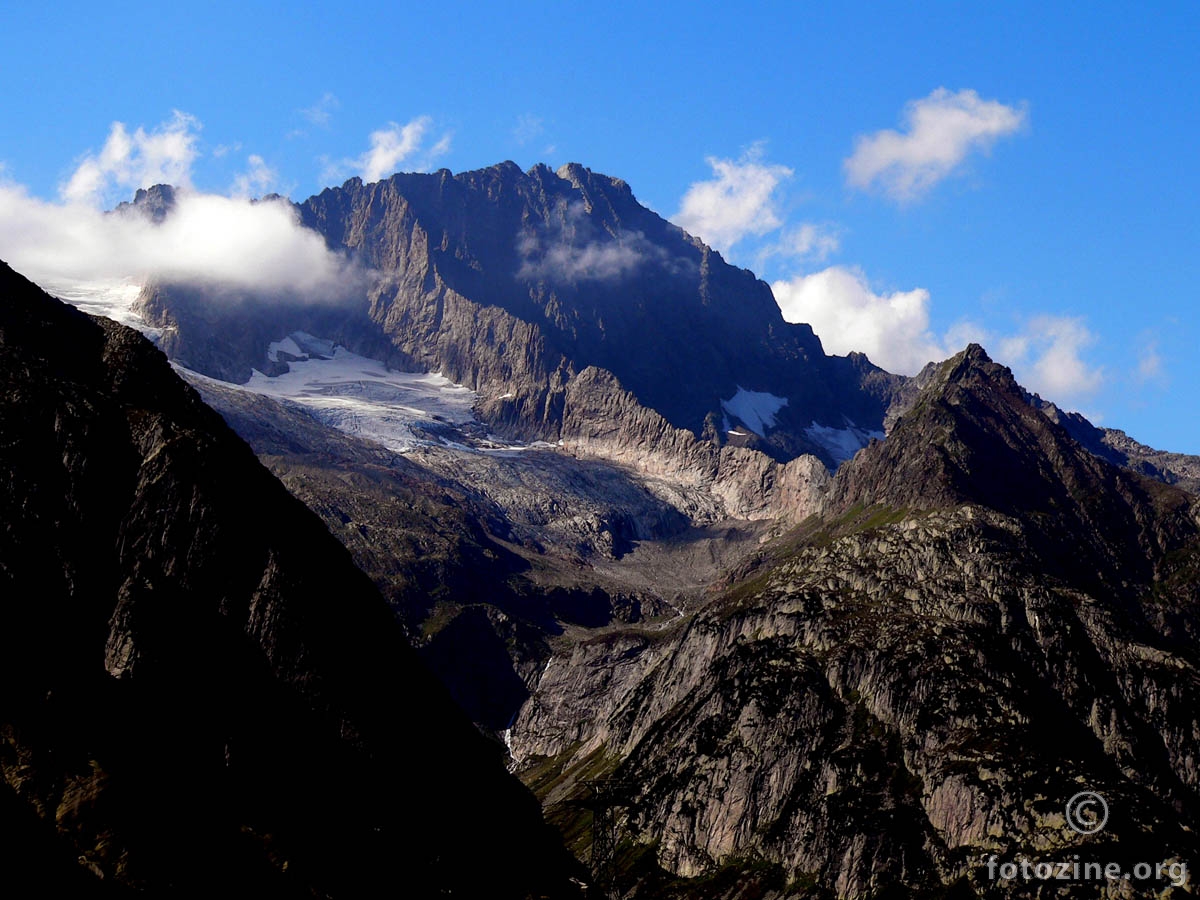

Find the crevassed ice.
[{"left": 241, "top": 338, "right": 479, "bottom": 453}]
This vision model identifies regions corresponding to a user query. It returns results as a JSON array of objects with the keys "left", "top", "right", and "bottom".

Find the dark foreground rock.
[{"left": 0, "top": 261, "right": 581, "bottom": 898}]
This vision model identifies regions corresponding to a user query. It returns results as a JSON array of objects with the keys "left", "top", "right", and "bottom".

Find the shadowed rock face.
[
  {"left": 296, "top": 163, "right": 897, "bottom": 450},
  {"left": 836, "top": 345, "right": 1198, "bottom": 592},
  {"left": 506, "top": 346, "right": 1200, "bottom": 899},
  {"left": 0, "top": 261, "right": 580, "bottom": 898}
]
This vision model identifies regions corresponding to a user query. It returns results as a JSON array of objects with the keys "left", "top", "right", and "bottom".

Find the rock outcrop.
[{"left": 507, "top": 346, "right": 1200, "bottom": 898}]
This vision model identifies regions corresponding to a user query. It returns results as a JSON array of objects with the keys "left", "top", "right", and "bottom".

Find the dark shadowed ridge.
[{"left": 0, "top": 260, "right": 582, "bottom": 898}]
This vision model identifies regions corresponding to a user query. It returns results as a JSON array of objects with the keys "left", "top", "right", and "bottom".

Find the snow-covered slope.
[
  {"left": 41, "top": 279, "right": 160, "bottom": 337},
  {"left": 187, "top": 332, "right": 506, "bottom": 454},
  {"left": 39, "top": 277, "right": 513, "bottom": 456},
  {"left": 805, "top": 420, "right": 885, "bottom": 467}
]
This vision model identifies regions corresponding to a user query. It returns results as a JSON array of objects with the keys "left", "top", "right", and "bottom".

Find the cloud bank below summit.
[{"left": 0, "top": 185, "right": 361, "bottom": 300}]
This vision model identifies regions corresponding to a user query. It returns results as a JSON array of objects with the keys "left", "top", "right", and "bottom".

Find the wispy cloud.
[
  {"left": 323, "top": 116, "right": 453, "bottom": 184},
  {"left": 513, "top": 113, "right": 544, "bottom": 146},
  {"left": 300, "top": 91, "right": 339, "bottom": 128},
  {"left": 673, "top": 143, "right": 793, "bottom": 253},
  {"left": 358, "top": 118, "right": 430, "bottom": 182},
  {"left": 519, "top": 235, "right": 646, "bottom": 282},
  {"left": 231, "top": 154, "right": 278, "bottom": 198},
  {"left": 756, "top": 222, "right": 841, "bottom": 269},
  {"left": 212, "top": 142, "right": 241, "bottom": 159},
  {"left": 1133, "top": 333, "right": 1168, "bottom": 388},
  {"left": 61, "top": 111, "right": 201, "bottom": 205},
  {"left": 845, "top": 88, "right": 1027, "bottom": 201},
  {"left": 518, "top": 201, "right": 690, "bottom": 283},
  {"left": 773, "top": 265, "right": 1103, "bottom": 407}
]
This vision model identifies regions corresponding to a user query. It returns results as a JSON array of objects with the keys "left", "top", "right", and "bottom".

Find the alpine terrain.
[{"left": 5, "top": 161, "right": 1200, "bottom": 898}]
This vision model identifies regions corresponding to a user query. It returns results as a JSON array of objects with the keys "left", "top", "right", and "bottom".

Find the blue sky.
[{"left": 2, "top": 1, "right": 1198, "bottom": 451}]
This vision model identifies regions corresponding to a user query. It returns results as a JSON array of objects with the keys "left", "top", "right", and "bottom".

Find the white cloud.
[
  {"left": 757, "top": 222, "right": 841, "bottom": 269},
  {"left": 320, "top": 117, "right": 452, "bottom": 185},
  {"left": 360, "top": 118, "right": 429, "bottom": 182},
  {"left": 519, "top": 237, "right": 646, "bottom": 282},
  {"left": 1016, "top": 315, "right": 1103, "bottom": 400},
  {"left": 426, "top": 132, "right": 453, "bottom": 162},
  {"left": 212, "top": 142, "right": 241, "bottom": 159},
  {"left": 517, "top": 201, "right": 688, "bottom": 283},
  {"left": 0, "top": 182, "right": 361, "bottom": 301},
  {"left": 301, "top": 91, "right": 339, "bottom": 128},
  {"left": 773, "top": 266, "right": 1103, "bottom": 407},
  {"left": 773, "top": 266, "right": 944, "bottom": 373},
  {"left": 673, "top": 144, "right": 793, "bottom": 252},
  {"left": 61, "top": 111, "right": 201, "bottom": 205},
  {"left": 231, "top": 154, "right": 278, "bottom": 198},
  {"left": 845, "top": 88, "right": 1027, "bottom": 201},
  {"left": 363, "top": 117, "right": 452, "bottom": 182}
]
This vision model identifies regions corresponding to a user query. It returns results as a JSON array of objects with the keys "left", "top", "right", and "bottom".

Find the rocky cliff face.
[
  {"left": 294, "top": 163, "right": 898, "bottom": 456},
  {"left": 1031, "top": 396, "right": 1200, "bottom": 495},
  {"left": 188, "top": 372, "right": 778, "bottom": 735},
  {"left": 136, "top": 162, "right": 902, "bottom": 477},
  {"left": 0, "top": 261, "right": 579, "bottom": 898},
  {"left": 507, "top": 347, "right": 1200, "bottom": 898}
]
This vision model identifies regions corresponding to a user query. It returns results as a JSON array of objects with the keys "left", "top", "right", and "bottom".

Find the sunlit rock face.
[{"left": 507, "top": 348, "right": 1200, "bottom": 898}]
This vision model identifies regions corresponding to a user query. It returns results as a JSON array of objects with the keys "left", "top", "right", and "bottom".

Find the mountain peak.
[
  {"left": 961, "top": 341, "right": 991, "bottom": 361},
  {"left": 836, "top": 340, "right": 1196, "bottom": 589},
  {"left": 554, "top": 160, "right": 588, "bottom": 181},
  {"left": 112, "top": 183, "right": 177, "bottom": 223}
]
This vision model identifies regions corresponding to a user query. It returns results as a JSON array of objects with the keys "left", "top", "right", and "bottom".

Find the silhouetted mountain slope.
[{"left": 0, "top": 261, "right": 580, "bottom": 898}]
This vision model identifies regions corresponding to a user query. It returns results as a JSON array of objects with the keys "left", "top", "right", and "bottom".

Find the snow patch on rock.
[
  {"left": 806, "top": 420, "right": 885, "bottom": 467},
  {"left": 720, "top": 386, "right": 789, "bottom": 437}
]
